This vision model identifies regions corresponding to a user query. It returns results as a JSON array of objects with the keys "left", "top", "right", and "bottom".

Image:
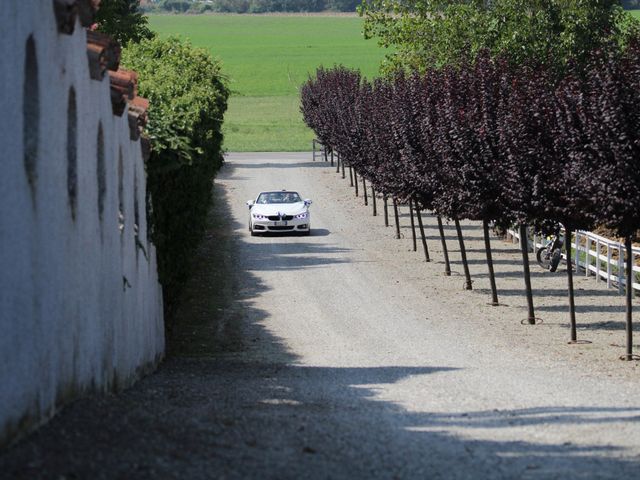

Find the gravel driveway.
[{"left": 1, "top": 152, "right": 639, "bottom": 479}]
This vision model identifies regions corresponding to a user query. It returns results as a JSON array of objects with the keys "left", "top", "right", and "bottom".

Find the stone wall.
[{"left": 0, "top": 0, "right": 164, "bottom": 446}]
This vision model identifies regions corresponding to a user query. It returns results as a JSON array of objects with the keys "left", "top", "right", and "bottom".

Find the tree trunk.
[
  {"left": 363, "top": 177, "right": 368, "bottom": 206},
  {"left": 437, "top": 216, "right": 451, "bottom": 276},
  {"left": 383, "top": 195, "right": 389, "bottom": 227},
  {"left": 349, "top": 165, "right": 354, "bottom": 187},
  {"left": 409, "top": 198, "right": 417, "bottom": 252},
  {"left": 623, "top": 236, "right": 635, "bottom": 360},
  {"left": 483, "top": 219, "right": 499, "bottom": 306},
  {"left": 519, "top": 224, "right": 536, "bottom": 325},
  {"left": 371, "top": 186, "right": 377, "bottom": 216},
  {"left": 415, "top": 202, "right": 430, "bottom": 262},
  {"left": 335, "top": 151, "right": 340, "bottom": 173},
  {"left": 393, "top": 198, "right": 401, "bottom": 239},
  {"left": 565, "top": 228, "right": 580, "bottom": 343},
  {"left": 330, "top": 149, "right": 334, "bottom": 167},
  {"left": 455, "top": 219, "right": 473, "bottom": 290},
  {"left": 341, "top": 154, "right": 345, "bottom": 179},
  {"left": 354, "top": 169, "right": 359, "bottom": 197}
]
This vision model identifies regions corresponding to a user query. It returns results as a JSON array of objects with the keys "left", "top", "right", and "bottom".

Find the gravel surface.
[{"left": 1, "top": 152, "right": 639, "bottom": 479}]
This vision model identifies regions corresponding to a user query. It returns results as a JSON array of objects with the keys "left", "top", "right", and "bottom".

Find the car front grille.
[
  {"left": 269, "top": 226, "right": 295, "bottom": 231},
  {"left": 267, "top": 215, "right": 293, "bottom": 221}
]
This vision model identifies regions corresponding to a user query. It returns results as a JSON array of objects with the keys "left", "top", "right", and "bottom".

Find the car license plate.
[{"left": 274, "top": 221, "right": 287, "bottom": 226}]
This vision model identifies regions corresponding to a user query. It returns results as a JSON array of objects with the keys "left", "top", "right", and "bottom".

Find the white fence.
[
  {"left": 312, "top": 138, "right": 326, "bottom": 162},
  {"left": 508, "top": 227, "right": 640, "bottom": 295},
  {"left": 574, "top": 230, "right": 640, "bottom": 294}
]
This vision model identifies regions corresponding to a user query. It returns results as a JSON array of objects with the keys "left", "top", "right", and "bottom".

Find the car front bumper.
[{"left": 252, "top": 217, "right": 309, "bottom": 233}]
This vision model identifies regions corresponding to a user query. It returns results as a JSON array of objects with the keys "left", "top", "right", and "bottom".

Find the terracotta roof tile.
[
  {"left": 108, "top": 69, "right": 141, "bottom": 117},
  {"left": 129, "top": 96, "right": 149, "bottom": 111},
  {"left": 110, "top": 88, "right": 127, "bottom": 117},
  {"left": 86, "top": 40, "right": 107, "bottom": 80},
  {"left": 53, "top": 1, "right": 151, "bottom": 145},
  {"left": 109, "top": 69, "right": 138, "bottom": 100},
  {"left": 86, "top": 30, "right": 120, "bottom": 80},
  {"left": 128, "top": 95, "right": 149, "bottom": 140}
]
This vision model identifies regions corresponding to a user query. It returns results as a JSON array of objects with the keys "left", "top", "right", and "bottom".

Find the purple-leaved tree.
[{"left": 565, "top": 43, "right": 640, "bottom": 358}]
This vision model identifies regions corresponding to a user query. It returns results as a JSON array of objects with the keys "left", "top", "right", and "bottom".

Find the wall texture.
[{"left": 0, "top": 0, "right": 165, "bottom": 446}]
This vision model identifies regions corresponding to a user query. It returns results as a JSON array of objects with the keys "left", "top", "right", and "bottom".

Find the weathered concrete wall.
[{"left": 0, "top": 1, "right": 164, "bottom": 446}]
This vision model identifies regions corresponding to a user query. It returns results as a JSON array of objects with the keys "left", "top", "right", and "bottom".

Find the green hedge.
[
  {"left": 122, "top": 37, "right": 229, "bottom": 310},
  {"left": 143, "top": 0, "right": 358, "bottom": 14}
]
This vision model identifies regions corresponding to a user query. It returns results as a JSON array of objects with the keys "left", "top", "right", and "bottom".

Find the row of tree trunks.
[{"left": 333, "top": 159, "right": 637, "bottom": 354}]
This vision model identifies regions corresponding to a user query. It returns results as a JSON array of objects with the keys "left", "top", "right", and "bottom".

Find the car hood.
[{"left": 252, "top": 202, "right": 308, "bottom": 216}]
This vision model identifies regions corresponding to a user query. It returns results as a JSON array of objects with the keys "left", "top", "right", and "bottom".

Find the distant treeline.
[
  {"left": 623, "top": 0, "right": 640, "bottom": 8},
  {"left": 145, "top": 0, "right": 361, "bottom": 14}
]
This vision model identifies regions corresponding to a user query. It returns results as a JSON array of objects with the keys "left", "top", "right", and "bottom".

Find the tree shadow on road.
[{"left": 4, "top": 359, "right": 639, "bottom": 479}]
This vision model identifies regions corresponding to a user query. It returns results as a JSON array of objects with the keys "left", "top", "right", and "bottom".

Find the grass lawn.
[{"left": 148, "top": 14, "right": 388, "bottom": 152}]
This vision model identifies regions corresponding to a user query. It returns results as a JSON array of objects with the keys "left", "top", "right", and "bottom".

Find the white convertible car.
[{"left": 247, "top": 190, "right": 312, "bottom": 236}]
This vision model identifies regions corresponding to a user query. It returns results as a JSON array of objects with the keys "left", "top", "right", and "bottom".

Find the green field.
[{"left": 149, "top": 14, "right": 388, "bottom": 151}]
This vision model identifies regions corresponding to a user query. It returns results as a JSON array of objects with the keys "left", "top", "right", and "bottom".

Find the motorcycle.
[{"left": 536, "top": 226, "right": 564, "bottom": 272}]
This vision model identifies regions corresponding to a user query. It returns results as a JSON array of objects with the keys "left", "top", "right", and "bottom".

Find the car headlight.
[
  {"left": 295, "top": 212, "right": 308, "bottom": 219},
  {"left": 252, "top": 213, "right": 267, "bottom": 219}
]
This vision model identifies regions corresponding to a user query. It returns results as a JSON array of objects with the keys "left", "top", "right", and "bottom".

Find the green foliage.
[
  {"left": 122, "top": 37, "right": 229, "bottom": 307},
  {"left": 327, "top": 0, "right": 361, "bottom": 11},
  {"left": 359, "top": 0, "right": 638, "bottom": 75},
  {"left": 159, "top": 0, "right": 192, "bottom": 12},
  {"left": 188, "top": 2, "right": 215, "bottom": 13},
  {"left": 95, "top": 0, "right": 154, "bottom": 45},
  {"left": 143, "top": 0, "right": 355, "bottom": 13}
]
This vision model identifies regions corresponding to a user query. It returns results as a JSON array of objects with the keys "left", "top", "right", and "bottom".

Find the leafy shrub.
[
  {"left": 96, "top": 0, "right": 154, "bottom": 45},
  {"left": 122, "top": 37, "right": 229, "bottom": 310},
  {"left": 160, "top": 0, "right": 192, "bottom": 12}
]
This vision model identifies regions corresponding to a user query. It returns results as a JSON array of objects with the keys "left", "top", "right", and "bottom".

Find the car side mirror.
[
  {"left": 246, "top": 200, "right": 255, "bottom": 208},
  {"left": 304, "top": 199, "right": 312, "bottom": 205}
]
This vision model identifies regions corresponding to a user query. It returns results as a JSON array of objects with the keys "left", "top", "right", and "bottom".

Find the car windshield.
[{"left": 256, "top": 192, "right": 302, "bottom": 204}]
